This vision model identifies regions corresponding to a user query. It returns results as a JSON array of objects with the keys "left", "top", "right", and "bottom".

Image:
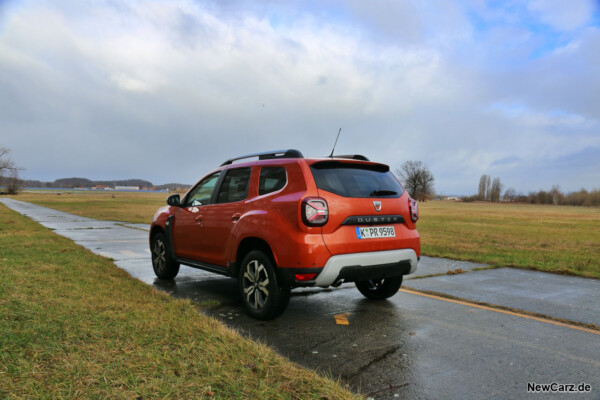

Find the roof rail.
[
  {"left": 220, "top": 149, "right": 304, "bottom": 166},
  {"left": 330, "top": 154, "right": 370, "bottom": 161}
]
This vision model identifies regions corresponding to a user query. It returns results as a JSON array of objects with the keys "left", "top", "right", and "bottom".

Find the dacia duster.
[{"left": 150, "top": 149, "right": 420, "bottom": 319}]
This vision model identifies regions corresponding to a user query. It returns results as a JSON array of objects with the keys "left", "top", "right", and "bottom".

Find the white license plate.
[{"left": 356, "top": 226, "right": 396, "bottom": 239}]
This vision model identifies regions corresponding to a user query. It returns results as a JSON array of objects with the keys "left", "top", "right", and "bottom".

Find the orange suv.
[{"left": 150, "top": 150, "right": 420, "bottom": 319}]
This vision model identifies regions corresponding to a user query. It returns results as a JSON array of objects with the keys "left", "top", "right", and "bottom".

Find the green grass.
[
  {"left": 10, "top": 192, "right": 600, "bottom": 278},
  {"left": 12, "top": 191, "right": 170, "bottom": 224},
  {"left": 0, "top": 203, "right": 358, "bottom": 399},
  {"left": 419, "top": 201, "right": 600, "bottom": 278}
]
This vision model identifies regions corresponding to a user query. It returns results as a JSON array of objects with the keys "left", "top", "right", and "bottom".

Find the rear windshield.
[{"left": 310, "top": 162, "right": 404, "bottom": 198}]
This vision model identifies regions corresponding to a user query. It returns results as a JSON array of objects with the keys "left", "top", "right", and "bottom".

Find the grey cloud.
[
  {"left": 1, "top": 0, "right": 599, "bottom": 195},
  {"left": 491, "top": 156, "right": 522, "bottom": 167}
]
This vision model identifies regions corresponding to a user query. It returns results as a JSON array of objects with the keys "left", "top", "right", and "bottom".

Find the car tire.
[
  {"left": 238, "top": 250, "right": 291, "bottom": 320},
  {"left": 151, "top": 232, "right": 180, "bottom": 280},
  {"left": 355, "top": 276, "right": 402, "bottom": 300}
]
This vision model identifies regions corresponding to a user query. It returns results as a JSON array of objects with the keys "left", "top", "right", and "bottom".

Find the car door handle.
[
  {"left": 232, "top": 213, "right": 241, "bottom": 223},
  {"left": 195, "top": 215, "right": 204, "bottom": 225}
]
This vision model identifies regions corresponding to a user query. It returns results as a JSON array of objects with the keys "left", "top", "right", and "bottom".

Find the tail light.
[
  {"left": 302, "top": 197, "right": 328, "bottom": 226},
  {"left": 295, "top": 273, "right": 317, "bottom": 281},
  {"left": 409, "top": 197, "right": 419, "bottom": 222}
]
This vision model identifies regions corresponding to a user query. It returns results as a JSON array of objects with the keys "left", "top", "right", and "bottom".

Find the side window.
[
  {"left": 216, "top": 168, "right": 251, "bottom": 204},
  {"left": 259, "top": 167, "right": 287, "bottom": 195},
  {"left": 185, "top": 172, "right": 221, "bottom": 207}
]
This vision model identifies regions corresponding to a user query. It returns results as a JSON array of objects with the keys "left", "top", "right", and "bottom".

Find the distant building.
[
  {"left": 115, "top": 186, "right": 140, "bottom": 191},
  {"left": 93, "top": 185, "right": 109, "bottom": 190}
]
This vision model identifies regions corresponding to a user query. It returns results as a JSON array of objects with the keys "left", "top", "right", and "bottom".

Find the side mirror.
[{"left": 167, "top": 194, "right": 181, "bottom": 207}]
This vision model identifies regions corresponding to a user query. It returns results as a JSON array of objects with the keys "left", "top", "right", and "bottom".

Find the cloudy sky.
[{"left": 1, "top": 0, "right": 599, "bottom": 194}]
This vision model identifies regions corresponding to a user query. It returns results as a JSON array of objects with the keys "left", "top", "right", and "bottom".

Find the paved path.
[
  {"left": 2, "top": 197, "right": 599, "bottom": 400},
  {"left": 0, "top": 197, "right": 212, "bottom": 283},
  {"left": 7, "top": 197, "right": 593, "bottom": 327},
  {"left": 406, "top": 268, "right": 600, "bottom": 327}
]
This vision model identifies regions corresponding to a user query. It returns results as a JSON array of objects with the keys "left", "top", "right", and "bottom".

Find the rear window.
[
  {"left": 310, "top": 162, "right": 404, "bottom": 198},
  {"left": 216, "top": 168, "right": 251, "bottom": 203},
  {"left": 259, "top": 167, "right": 287, "bottom": 195}
]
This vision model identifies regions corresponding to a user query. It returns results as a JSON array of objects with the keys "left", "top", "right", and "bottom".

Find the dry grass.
[
  {"left": 12, "top": 191, "right": 172, "bottom": 224},
  {"left": 419, "top": 201, "right": 600, "bottom": 278},
  {"left": 10, "top": 191, "right": 600, "bottom": 278},
  {"left": 0, "top": 203, "right": 359, "bottom": 399}
]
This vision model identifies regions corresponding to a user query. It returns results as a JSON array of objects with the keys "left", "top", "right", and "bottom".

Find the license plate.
[{"left": 356, "top": 226, "right": 396, "bottom": 239}]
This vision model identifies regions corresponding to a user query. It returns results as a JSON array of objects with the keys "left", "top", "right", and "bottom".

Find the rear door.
[
  {"left": 198, "top": 167, "right": 252, "bottom": 266},
  {"left": 309, "top": 160, "right": 419, "bottom": 256}
]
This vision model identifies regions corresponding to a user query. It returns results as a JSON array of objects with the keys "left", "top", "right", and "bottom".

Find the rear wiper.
[{"left": 370, "top": 189, "right": 397, "bottom": 196}]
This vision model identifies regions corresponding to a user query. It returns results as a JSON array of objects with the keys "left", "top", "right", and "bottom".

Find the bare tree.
[
  {"left": 485, "top": 175, "right": 492, "bottom": 201},
  {"left": 478, "top": 174, "right": 489, "bottom": 200},
  {"left": 550, "top": 185, "right": 563, "bottom": 205},
  {"left": 0, "top": 147, "right": 11, "bottom": 172},
  {"left": 0, "top": 146, "right": 22, "bottom": 194},
  {"left": 490, "top": 177, "right": 502, "bottom": 202},
  {"left": 503, "top": 187, "right": 517, "bottom": 202},
  {"left": 397, "top": 161, "right": 435, "bottom": 201}
]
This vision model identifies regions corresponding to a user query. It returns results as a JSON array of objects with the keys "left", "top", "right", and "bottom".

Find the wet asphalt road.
[{"left": 2, "top": 197, "right": 599, "bottom": 400}]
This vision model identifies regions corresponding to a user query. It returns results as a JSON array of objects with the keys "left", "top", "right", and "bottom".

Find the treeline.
[
  {"left": 465, "top": 174, "right": 599, "bottom": 207},
  {"left": 21, "top": 178, "right": 153, "bottom": 189},
  {"left": 518, "top": 187, "right": 600, "bottom": 207}
]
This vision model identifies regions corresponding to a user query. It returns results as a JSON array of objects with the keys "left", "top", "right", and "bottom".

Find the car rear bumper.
[{"left": 314, "top": 248, "right": 418, "bottom": 287}]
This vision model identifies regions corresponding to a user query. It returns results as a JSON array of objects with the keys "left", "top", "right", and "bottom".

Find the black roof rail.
[
  {"left": 330, "top": 154, "right": 370, "bottom": 161},
  {"left": 220, "top": 149, "right": 304, "bottom": 166}
]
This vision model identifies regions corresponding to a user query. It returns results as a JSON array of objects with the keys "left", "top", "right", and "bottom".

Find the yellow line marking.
[
  {"left": 103, "top": 240, "right": 147, "bottom": 243},
  {"left": 334, "top": 312, "right": 350, "bottom": 325},
  {"left": 119, "top": 250, "right": 140, "bottom": 257},
  {"left": 400, "top": 288, "right": 600, "bottom": 335}
]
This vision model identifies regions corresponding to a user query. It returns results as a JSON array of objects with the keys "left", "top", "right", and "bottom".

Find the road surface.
[{"left": 2, "top": 198, "right": 598, "bottom": 400}]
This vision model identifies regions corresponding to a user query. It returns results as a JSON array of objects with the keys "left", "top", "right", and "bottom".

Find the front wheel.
[
  {"left": 151, "top": 232, "right": 180, "bottom": 280},
  {"left": 356, "top": 276, "right": 403, "bottom": 300},
  {"left": 238, "top": 250, "right": 290, "bottom": 320}
]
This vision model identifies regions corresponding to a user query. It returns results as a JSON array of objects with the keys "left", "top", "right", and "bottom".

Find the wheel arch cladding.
[
  {"left": 234, "top": 237, "right": 277, "bottom": 278},
  {"left": 150, "top": 225, "right": 164, "bottom": 242}
]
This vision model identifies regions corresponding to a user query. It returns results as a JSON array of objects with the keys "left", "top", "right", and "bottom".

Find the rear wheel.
[
  {"left": 238, "top": 250, "right": 290, "bottom": 320},
  {"left": 151, "top": 232, "right": 180, "bottom": 280},
  {"left": 356, "top": 276, "right": 402, "bottom": 300}
]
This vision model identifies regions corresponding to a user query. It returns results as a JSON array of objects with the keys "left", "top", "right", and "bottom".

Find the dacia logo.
[{"left": 373, "top": 201, "right": 382, "bottom": 212}]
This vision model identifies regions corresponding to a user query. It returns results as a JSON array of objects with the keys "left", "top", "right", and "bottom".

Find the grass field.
[
  {"left": 9, "top": 191, "right": 600, "bottom": 278},
  {"left": 0, "top": 203, "right": 358, "bottom": 399},
  {"left": 418, "top": 201, "right": 600, "bottom": 279},
  {"left": 11, "top": 191, "right": 170, "bottom": 224}
]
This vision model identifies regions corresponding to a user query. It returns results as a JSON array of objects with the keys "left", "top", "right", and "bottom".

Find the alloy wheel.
[
  {"left": 242, "top": 259, "right": 270, "bottom": 310},
  {"left": 152, "top": 239, "right": 166, "bottom": 273}
]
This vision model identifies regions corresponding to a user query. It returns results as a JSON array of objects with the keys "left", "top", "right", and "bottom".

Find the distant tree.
[
  {"left": 0, "top": 147, "right": 11, "bottom": 174},
  {"left": 0, "top": 146, "right": 22, "bottom": 194},
  {"left": 397, "top": 161, "right": 435, "bottom": 201},
  {"left": 503, "top": 187, "right": 517, "bottom": 202},
  {"left": 550, "top": 185, "right": 564, "bottom": 205},
  {"left": 565, "top": 188, "right": 588, "bottom": 206},
  {"left": 478, "top": 175, "right": 489, "bottom": 200},
  {"left": 54, "top": 177, "right": 94, "bottom": 188},
  {"left": 490, "top": 177, "right": 502, "bottom": 202},
  {"left": 485, "top": 175, "right": 492, "bottom": 201}
]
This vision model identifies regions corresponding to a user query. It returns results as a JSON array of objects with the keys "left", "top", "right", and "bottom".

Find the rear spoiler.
[{"left": 311, "top": 159, "right": 389, "bottom": 172}]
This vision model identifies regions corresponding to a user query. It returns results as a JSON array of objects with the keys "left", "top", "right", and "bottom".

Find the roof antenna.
[{"left": 328, "top": 128, "right": 342, "bottom": 158}]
